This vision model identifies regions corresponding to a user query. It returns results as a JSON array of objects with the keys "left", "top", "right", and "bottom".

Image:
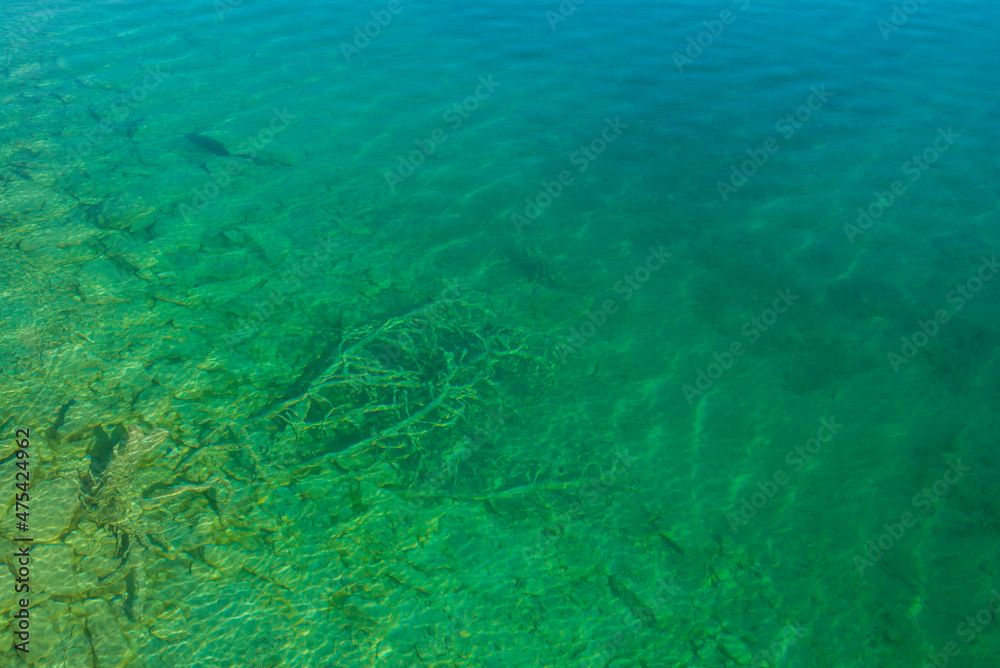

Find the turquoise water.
[{"left": 1, "top": 0, "right": 998, "bottom": 665}]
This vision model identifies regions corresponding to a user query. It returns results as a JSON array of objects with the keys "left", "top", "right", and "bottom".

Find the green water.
[{"left": 0, "top": 0, "right": 998, "bottom": 666}]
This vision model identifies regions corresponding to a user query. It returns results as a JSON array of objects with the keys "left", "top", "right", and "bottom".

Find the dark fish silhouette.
[
  {"left": 185, "top": 132, "right": 238, "bottom": 157},
  {"left": 185, "top": 132, "right": 288, "bottom": 167},
  {"left": 607, "top": 575, "right": 659, "bottom": 629}
]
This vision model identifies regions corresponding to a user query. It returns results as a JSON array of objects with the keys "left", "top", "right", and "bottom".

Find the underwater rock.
[
  {"left": 40, "top": 341, "right": 103, "bottom": 380},
  {"left": 96, "top": 193, "right": 155, "bottom": 231},
  {"left": 53, "top": 638, "right": 95, "bottom": 668},
  {"left": 40, "top": 598, "right": 72, "bottom": 634},
  {"left": 31, "top": 477, "right": 82, "bottom": 543},
  {"left": 24, "top": 243, "right": 100, "bottom": 270},
  {"left": 159, "top": 365, "right": 213, "bottom": 401},
  {"left": 247, "top": 227, "right": 292, "bottom": 266},
  {"left": 384, "top": 563, "right": 433, "bottom": 593},
  {"left": 77, "top": 554, "right": 122, "bottom": 580},
  {"left": 192, "top": 251, "right": 252, "bottom": 282},
  {"left": 75, "top": 257, "right": 144, "bottom": 305},
  {"left": 89, "top": 425, "right": 170, "bottom": 551},
  {"left": 188, "top": 275, "right": 264, "bottom": 306},
  {"left": 3, "top": 178, "right": 71, "bottom": 218},
  {"left": 295, "top": 477, "right": 333, "bottom": 502},
  {"left": 133, "top": 385, "right": 173, "bottom": 423},
  {"left": 717, "top": 633, "right": 753, "bottom": 664},
  {"left": 222, "top": 228, "right": 245, "bottom": 244},
  {"left": 269, "top": 563, "right": 298, "bottom": 590},
  {"left": 0, "top": 563, "right": 17, "bottom": 616},
  {"left": 150, "top": 605, "right": 194, "bottom": 642},
  {"left": 105, "top": 234, "right": 161, "bottom": 274},
  {"left": 371, "top": 265, "right": 392, "bottom": 289},
  {"left": 152, "top": 214, "right": 204, "bottom": 255},
  {"left": 53, "top": 401, "right": 112, "bottom": 447},
  {"left": 203, "top": 544, "right": 250, "bottom": 578},
  {"left": 329, "top": 255, "right": 370, "bottom": 276},
  {"left": 20, "top": 607, "right": 57, "bottom": 664},
  {"left": 20, "top": 220, "right": 102, "bottom": 253},
  {"left": 343, "top": 595, "right": 392, "bottom": 627},
  {"left": 32, "top": 544, "right": 97, "bottom": 597},
  {"left": 63, "top": 530, "right": 92, "bottom": 556},
  {"left": 242, "top": 552, "right": 287, "bottom": 583},
  {"left": 82, "top": 598, "right": 136, "bottom": 667}
]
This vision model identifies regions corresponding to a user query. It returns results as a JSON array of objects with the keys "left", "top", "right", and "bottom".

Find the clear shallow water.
[{"left": 1, "top": 0, "right": 998, "bottom": 666}]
